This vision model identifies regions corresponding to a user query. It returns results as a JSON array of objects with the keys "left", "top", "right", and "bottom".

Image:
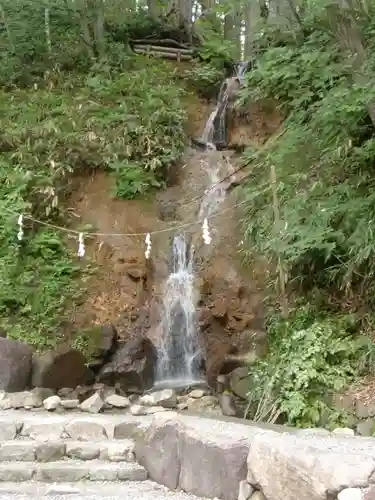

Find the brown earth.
[{"left": 65, "top": 93, "right": 282, "bottom": 387}]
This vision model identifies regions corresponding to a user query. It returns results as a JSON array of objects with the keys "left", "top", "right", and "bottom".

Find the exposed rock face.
[
  {"left": 0, "top": 338, "right": 33, "bottom": 392},
  {"left": 31, "top": 346, "right": 94, "bottom": 389},
  {"left": 98, "top": 337, "right": 156, "bottom": 393}
]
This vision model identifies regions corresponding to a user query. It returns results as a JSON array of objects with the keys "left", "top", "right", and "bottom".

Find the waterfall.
[
  {"left": 154, "top": 61, "right": 249, "bottom": 389},
  {"left": 154, "top": 235, "right": 203, "bottom": 388}
]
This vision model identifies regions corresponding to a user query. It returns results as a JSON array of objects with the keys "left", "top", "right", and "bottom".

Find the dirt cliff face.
[{"left": 66, "top": 98, "right": 280, "bottom": 388}]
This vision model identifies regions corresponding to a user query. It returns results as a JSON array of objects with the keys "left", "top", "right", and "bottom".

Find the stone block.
[
  {"left": 114, "top": 421, "right": 142, "bottom": 439},
  {"left": 65, "top": 420, "right": 107, "bottom": 440},
  {"left": 178, "top": 426, "right": 248, "bottom": 500},
  {"left": 36, "top": 462, "right": 89, "bottom": 482},
  {"left": 66, "top": 442, "right": 101, "bottom": 460},
  {"left": 356, "top": 400, "right": 375, "bottom": 419},
  {"left": 36, "top": 441, "right": 66, "bottom": 462},
  {"left": 117, "top": 463, "right": 148, "bottom": 481},
  {"left": 20, "top": 421, "right": 65, "bottom": 440},
  {"left": 135, "top": 418, "right": 181, "bottom": 489},
  {"left": 0, "top": 441, "right": 36, "bottom": 461},
  {"left": 0, "top": 421, "right": 19, "bottom": 440},
  {"left": 100, "top": 441, "right": 135, "bottom": 462},
  {"left": 0, "top": 463, "right": 34, "bottom": 481},
  {"left": 247, "top": 432, "right": 375, "bottom": 500},
  {"left": 357, "top": 419, "right": 375, "bottom": 437}
]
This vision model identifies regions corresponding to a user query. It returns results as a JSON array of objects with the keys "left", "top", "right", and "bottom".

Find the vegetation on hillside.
[
  {"left": 3, "top": 0, "right": 375, "bottom": 429},
  {"left": 239, "top": 0, "right": 375, "bottom": 427},
  {"left": 0, "top": 0, "right": 234, "bottom": 351}
]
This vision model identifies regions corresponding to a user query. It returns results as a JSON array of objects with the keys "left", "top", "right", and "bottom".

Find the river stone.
[
  {"left": 338, "top": 488, "right": 364, "bottom": 500},
  {"left": 79, "top": 392, "right": 104, "bottom": 413},
  {"left": 105, "top": 394, "right": 130, "bottom": 408},
  {"left": 43, "top": 395, "right": 61, "bottom": 411},
  {"left": 0, "top": 338, "right": 33, "bottom": 392},
  {"left": 139, "top": 389, "right": 177, "bottom": 408},
  {"left": 31, "top": 345, "right": 94, "bottom": 390}
]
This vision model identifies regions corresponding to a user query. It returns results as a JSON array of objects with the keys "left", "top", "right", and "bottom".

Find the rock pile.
[{"left": 0, "top": 386, "right": 224, "bottom": 416}]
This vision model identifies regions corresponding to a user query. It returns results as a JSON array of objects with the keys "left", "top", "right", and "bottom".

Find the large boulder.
[
  {"left": 135, "top": 413, "right": 250, "bottom": 500},
  {"left": 0, "top": 338, "right": 33, "bottom": 392},
  {"left": 31, "top": 346, "right": 94, "bottom": 389},
  {"left": 98, "top": 337, "right": 156, "bottom": 393}
]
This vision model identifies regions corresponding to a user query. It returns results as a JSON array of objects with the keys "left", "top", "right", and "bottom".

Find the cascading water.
[
  {"left": 154, "top": 235, "right": 203, "bottom": 388},
  {"left": 154, "top": 61, "right": 249, "bottom": 388}
]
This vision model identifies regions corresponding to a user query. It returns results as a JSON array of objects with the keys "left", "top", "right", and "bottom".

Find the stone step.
[
  {"left": 0, "top": 439, "right": 135, "bottom": 462},
  {"left": 0, "top": 480, "right": 205, "bottom": 499},
  {"left": 0, "top": 460, "right": 148, "bottom": 482},
  {"left": 0, "top": 412, "right": 152, "bottom": 441}
]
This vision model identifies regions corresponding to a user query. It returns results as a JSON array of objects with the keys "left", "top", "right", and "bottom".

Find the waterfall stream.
[{"left": 154, "top": 61, "right": 249, "bottom": 389}]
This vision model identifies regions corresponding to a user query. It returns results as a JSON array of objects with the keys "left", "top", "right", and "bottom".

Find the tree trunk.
[
  {"left": 328, "top": 2, "right": 375, "bottom": 126},
  {"left": 147, "top": 0, "right": 159, "bottom": 19}
]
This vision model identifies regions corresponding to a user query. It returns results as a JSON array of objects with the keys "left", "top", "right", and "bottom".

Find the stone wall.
[
  {"left": 332, "top": 391, "right": 375, "bottom": 437},
  {"left": 135, "top": 412, "right": 375, "bottom": 500}
]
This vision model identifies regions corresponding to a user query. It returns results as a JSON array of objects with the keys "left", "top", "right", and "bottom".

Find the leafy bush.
[
  {"left": 183, "top": 61, "right": 226, "bottom": 99},
  {"left": 240, "top": 15, "right": 375, "bottom": 309},
  {"left": 246, "top": 307, "right": 369, "bottom": 428}
]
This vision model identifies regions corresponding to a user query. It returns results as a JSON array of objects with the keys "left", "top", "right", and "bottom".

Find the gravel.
[{"left": 0, "top": 480, "right": 208, "bottom": 500}]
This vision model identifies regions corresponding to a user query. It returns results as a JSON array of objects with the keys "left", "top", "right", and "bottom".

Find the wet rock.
[
  {"left": 43, "top": 395, "right": 61, "bottom": 411},
  {"left": 98, "top": 337, "right": 156, "bottom": 393},
  {"left": 79, "top": 392, "right": 104, "bottom": 413},
  {"left": 139, "top": 389, "right": 177, "bottom": 408},
  {"left": 31, "top": 346, "right": 95, "bottom": 390},
  {"left": 0, "top": 338, "right": 33, "bottom": 392}
]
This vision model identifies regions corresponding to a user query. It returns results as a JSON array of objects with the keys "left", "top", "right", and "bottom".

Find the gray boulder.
[
  {"left": 32, "top": 345, "right": 94, "bottom": 389},
  {"left": 98, "top": 337, "right": 156, "bottom": 393},
  {"left": 0, "top": 338, "right": 33, "bottom": 392}
]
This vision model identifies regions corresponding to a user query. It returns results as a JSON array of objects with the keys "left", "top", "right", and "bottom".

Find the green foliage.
[
  {"left": 183, "top": 61, "right": 226, "bottom": 99},
  {"left": 246, "top": 306, "right": 369, "bottom": 428},
  {"left": 71, "top": 325, "right": 103, "bottom": 361},
  {"left": 0, "top": 0, "right": 189, "bottom": 350},
  {"left": 240, "top": 12, "right": 375, "bottom": 307}
]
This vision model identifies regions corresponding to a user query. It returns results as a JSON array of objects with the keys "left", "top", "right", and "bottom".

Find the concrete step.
[
  {"left": 0, "top": 460, "right": 148, "bottom": 482},
  {"left": 0, "top": 439, "right": 135, "bottom": 462}
]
